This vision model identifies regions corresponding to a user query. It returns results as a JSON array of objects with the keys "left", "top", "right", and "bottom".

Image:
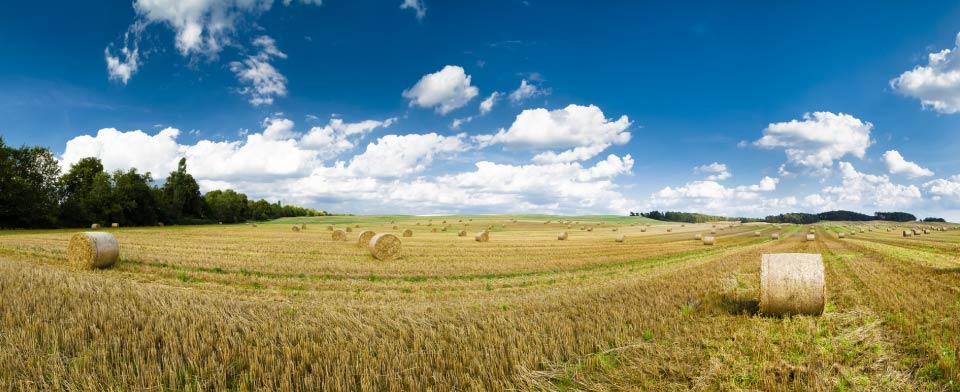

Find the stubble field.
[{"left": 1, "top": 216, "right": 959, "bottom": 391}]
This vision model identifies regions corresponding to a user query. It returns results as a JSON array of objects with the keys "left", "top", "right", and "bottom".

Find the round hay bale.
[
  {"left": 754, "top": 231, "right": 761, "bottom": 237},
  {"left": 771, "top": 233, "right": 780, "bottom": 240},
  {"left": 301, "top": 223, "right": 307, "bottom": 230},
  {"left": 703, "top": 236, "right": 715, "bottom": 245},
  {"left": 431, "top": 228, "right": 437, "bottom": 233},
  {"left": 805, "top": 234, "right": 815, "bottom": 241},
  {"left": 666, "top": 228, "right": 672, "bottom": 233},
  {"left": 345, "top": 227, "right": 353, "bottom": 233},
  {"left": 838, "top": 232, "right": 845, "bottom": 239},
  {"left": 903, "top": 230, "right": 912, "bottom": 237},
  {"left": 292, "top": 225, "right": 301, "bottom": 232},
  {"left": 612, "top": 228, "right": 618, "bottom": 232},
  {"left": 327, "top": 226, "right": 333, "bottom": 231},
  {"left": 640, "top": 227, "right": 647, "bottom": 232},
  {"left": 809, "top": 229, "right": 815, "bottom": 234},
  {"left": 759, "top": 253, "right": 825, "bottom": 316},
  {"left": 68, "top": 232, "right": 119, "bottom": 269},
  {"left": 710, "top": 230, "right": 717, "bottom": 234},
  {"left": 111, "top": 223, "right": 119, "bottom": 228},
  {"left": 567, "top": 225, "right": 572, "bottom": 229},
  {"left": 457, "top": 230, "right": 467, "bottom": 237},
  {"left": 416, "top": 222, "right": 421, "bottom": 226},
  {"left": 923, "top": 229, "right": 930, "bottom": 234},
  {"left": 558, "top": 231, "right": 568, "bottom": 240},
  {"left": 332, "top": 229, "right": 347, "bottom": 241},
  {"left": 615, "top": 234, "right": 625, "bottom": 242},
  {"left": 357, "top": 230, "right": 376, "bottom": 247},
  {"left": 849, "top": 232, "right": 855, "bottom": 236},
  {"left": 368, "top": 233, "right": 402, "bottom": 261},
  {"left": 158, "top": 222, "right": 164, "bottom": 227},
  {"left": 694, "top": 233, "right": 702, "bottom": 240},
  {"left": 441, "top": 226, "right": 448, "bottom": 232},
  {"left": 90, "top": 223, "right": 101, "bottom": 229},
  {"left": 392, "top": 225, "right": 399, "bottom": 229},
  {"left": 402, "top": 229, "right": 413, "bottom": 237},
  {"left": 586, "top": 227, "right": 593, "bottom": 232},
  {"left": 475, "top": 231, "right": 489, "bottom": 242}
]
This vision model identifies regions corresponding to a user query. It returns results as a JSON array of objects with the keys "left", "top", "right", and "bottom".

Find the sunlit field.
[{"left": 1, "top": 216, "right": 959, "bottom": 390}]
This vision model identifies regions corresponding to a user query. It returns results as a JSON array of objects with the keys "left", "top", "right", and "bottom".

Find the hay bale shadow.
[{"left": 718, "top": 293, "right": 759, "bottom": 315}]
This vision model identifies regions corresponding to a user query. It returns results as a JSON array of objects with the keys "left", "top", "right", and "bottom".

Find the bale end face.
[
  {"left": 615, "top": 234, "right": 625, "bottom": 243},
  {"left": 475, "top": 231, "right": 489, "bottom": 242},
  {"left": 357, "top": 230, "right": 376, "bottom": 247},
  {"left": 369, "top": 233, "right": 402, "bottom": 261},
  {"left": 457, "top": 230, "right": 467, "bottom": 237},
  {"left": 558, "top": 232, "right": 568, "bottom": 240},
  {"left": 292, "top": 226, "right": 301, "bottom": 232},
  {"left": 805, "top": 234, "right": 815, "bottom": 241},
  {"left": 759, "top": 253, "right": 825, "bottom": 316},
  {"left": 771, "top": 233, "right": 780, "bottom": 240},
  {"left": 68, "top": 232, "right": 119, "bottom": 269},
  {"left": 838, "top": 232, "right": 845, "bottom": 239},
  {"left": 332, "top": 229, "right": 348, "bottom": 241},
  {"left": 90, "top": 223, "right": 101, "bottom": 229},
  {"left": 402, "top": 229, "right": 414, "bottom": 237},
  {"left": 694, "top": 233, "right": 702, "bottom": 240},
  {"left": 111, "top": 223, "right": 119, "bottom": 228}
]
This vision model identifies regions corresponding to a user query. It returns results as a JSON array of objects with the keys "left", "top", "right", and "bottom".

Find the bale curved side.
[
  {"left": 759, "top": 253, "right": 825, "bottom": 316},
  {"left": 357, "top": 230, "right": 376, "bottom": 247},
  {"left": 558, "top": 232, "right": 567, "bottom": 240},
  {"left": 68, "top": 232, "right": 119, "bottom": 269},
  {"left": 703, "top": 236, "right": 715, "bottom": 245},
  {"left": 475, "top": 231, "right": 489, "bottom": 242}
]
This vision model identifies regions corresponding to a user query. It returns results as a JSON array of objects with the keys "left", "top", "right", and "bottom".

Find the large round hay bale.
[
  {"left": 292, "top": 225, "right": 301, "bottom": 232},
  {"left": 402, "top": 229, "right": 413, "bottom": 237},
  {"left": 771, "top": 233, "right": 780, "bottom": 240},
  {"left": 332, "top": 229, "right": 347, "bottom": 241},
  {"left": 805, "top": 234, "right": 815, "bottom": 241},
  {"left": 111, "top": 223, "right": 119, "bottom": 228},
  {"left": 475, "top": 230, "right": 489, "bottom": 242},
  {"left": 759, "top": 253, "right": 825, "bottom": 316},
  {"left": 694, "top": 233, "right": 702, "bottom": 240},
  {"left": 345, "top": 227, "right": 353, "bottom": 233},
  {"left": 458, "top": 230, "right": 467, "bottom": 237},
  {"left": 90, "top": 223, "right": 101, "bottom": 229},
  {"left": 838, "top": 232, "right": 845, "bottom": 239},
  {"left": 68, "top": 232, "right": 119, "bottom": 269},
  {"left": 903, "top": 230, "right": 912, "bottom": 237},
  {"left": 586, "top": 227, "right": 593, "bottom": 232},
  {"left": 369, "top": 233, "right": 402, "bottom": 261},
  {"left": 640, "top": 227, "right": 647, "bottom": 232},
  {"left": 357, "top": 230, "right": 376, "bottom": 247},
  {"left": 558, "top": 231, "right": 568, "bottom": 240},
  {"left": 923, "top": 229, "right": 930, "bottom": 234},
  {"left": 703, "top": 236, "right": 715, "bottom": 245},
  {"left": 615, "top": 234, "right": 625, "bottom": 242}
]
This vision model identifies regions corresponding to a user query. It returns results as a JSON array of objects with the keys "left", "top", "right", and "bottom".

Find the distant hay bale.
[
  {"left": 292, "top": 225, "right": 301, "bottom": 232},
  {"left": 158, "top": 222, "right": 164, "bottom": 227},
  {"left": 923, "top": 229, "right": 930, "bottom": 234},
  {"left": 703, "top": 236, "right": 715, "bottom": 245},
  {"left": 458, "top": 230, "right": 467, "bottom": 237},
  {"left": 754, "top": 231, "right": 761, "bottom": 237},
  {"left": 558, "top": 231, "right": 568, "bottom": 240},
  {"left": 301, "top": 223, "right": 307, "bottom": 230},
  {"left": 806, "top": 234, "right": 815, "bottom": 241},
  {"left": 327, "top": 226, "right": 333, "bottom": 231},
  {"left": 402, "top": 229, "right": 413, "bottom": 237},
  {"left": 912, "top": 229, "right": 921, "bottom": 235},
  {"left": 368, "top": 233, "right": 402, "bottom": 261},
  {"left": 615, "top": 234, "right": 625, "bottom": 242},
  {"left": 431, "top": 228, "right": 437, "bottom": 233},
  {"left": 586, "top": 227, "right": 593, "bottom": 232},
  {"left": 808, "top": 229, "right": 814, "bottom": 234},
  {"left": 442, "top": 220, "right": 447, "bottom": 224},
  {"left": 710, "top": 230, "right": 717, "bottom": 234},
  {"left": 392, "top": 225, "right": 399, "bottom": 229},
  {"left": 849, "top": 232, "right": 855, "bottom": 236},
  {"left": 567, "top": 225, "right": 572, "bottom": 229},
  {"left": 666, "top": 228, "right": 672, "bottom": 232},
  {"left": 68, "top": 232, "right": 119, "bottom": 269},
  {"left": 441, "top": 226, "right": 448, "bottom": 232},
  {"left": 759, "top": 253, "right": 825, "bottom": 316},
  {"left": 681, "top": 224, "right": 686, "bottom": 227},
  {"left": 345, "top": 227, "right": 353, "bottom": 233},
  {"left": 111, "top": 223, "right": 119, "bottom": 228},
  {"left": 694, "top": 233, "right": 702, "bottom": 240},
  {"left": 838, "top": 232, "right": 845, "bottom": 239},
  {"left": 771, "top": 233, "right": 780, "bottom": 240},
  {"left": 612, "top": 228, "right": 618, "bottom": 232},
  {"left": 90, "top": 223, "right": 101, "bottom": 229},
  {"left": 355, "top": 224, "right": 360, "bottom": 228},
  {"left": 640, "top": 228, "right": 647, "bottom": 232},
  {"left": 416, "top": 222, "right": 421, "bottom": 226},
  {"left": 475, "top": 230, "right": 489, "bottom": 242},
  {"left": 357, "top": 230, "right": 376, "bottom": 247},
  {"left": 458, "top": 219, "right": 462, "bottom": 222},
  {"left": 332, "top": 229, "right": 347, "bottom": 241},
  {"left": 903, "top": 230, "right": 912, "bottom": 237}
]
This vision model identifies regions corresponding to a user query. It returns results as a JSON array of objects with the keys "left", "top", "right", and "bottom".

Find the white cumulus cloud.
[
  {"left": 230, "top": 36, "right": 288, "bottom": 106},
  {"left": 509, "top": 79, "right": 549, "bottom": 103},
  {"left": 402, "top": 65, "right": 478, "bottom": 115},
  {"left": 478, "top": 104, "right": 631, "bottom": 163},
  {"left": 753, "top": 112, "right": 873, "bottom": 171},
  {"left": 891, "top": 33, "right": 960, "bottom": 114},
  {"left": 104, "top": 32, "right": 140, "bottom": 84},
  {"left": 821, "top": 162, "right": 922, "bottom": 209},
  {"left": 694, "top": 162, "right": 731, "bottom": 181},
  {"left": 347, "top": 133, "right": 466, "bottom": 178},
  {"left": 882, "top": 150, "right": 934, "bottom": 178}
]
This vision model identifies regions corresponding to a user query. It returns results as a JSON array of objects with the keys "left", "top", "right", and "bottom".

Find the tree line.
[
  {"left": 632, "top": 211, "right": 761, "bottom": 223},
  {"left": 0, "top": 137, "right": 326, "bottom": 229},
  {"left": 763, "top": 210, "right": 925, "bottom": 224}
]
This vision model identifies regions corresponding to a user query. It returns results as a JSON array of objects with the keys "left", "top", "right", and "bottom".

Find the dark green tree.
[
  {"left": 161, "top": 158, "right": 204, "bottom": 222},
  {"left": 113, "top": 168, "right": 158, "bottom": 226},
  {"left": 0, "top": 137, "right": 61, "bottom": 228},
  {"left": 205, "top": 189, "right": 249, "bottom": 223}
]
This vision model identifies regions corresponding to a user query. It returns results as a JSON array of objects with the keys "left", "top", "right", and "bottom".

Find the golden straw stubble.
[
  {"left": 368, "top": 233, "right": 402, "bottom": 261},
  {"left": 67, "top": 232, "right": 119, "bottom": 269}
]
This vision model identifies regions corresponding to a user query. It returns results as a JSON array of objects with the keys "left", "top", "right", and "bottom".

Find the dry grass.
[{"left": 0, "top": 217, "right": 957, "bottom": 390}]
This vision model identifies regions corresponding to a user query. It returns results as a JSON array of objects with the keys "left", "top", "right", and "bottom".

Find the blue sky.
[{"left": 4, "top": 0, "right": 960, "bottom": 219}]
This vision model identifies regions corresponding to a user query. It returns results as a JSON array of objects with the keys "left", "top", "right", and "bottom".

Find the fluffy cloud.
[
  {"left": 300, "top": 117, "right": 396, "bottom": 158},
  {"left": 477, "top": 104, "right": 631, "bottom": 163},
  {"left": 60, "top": 127, "right": 182, "bottom": 176},
  {"left": 821, "top": 162, "right": 922, "bottom": 209},
  {"left": 400, "top": 0, "right": 426, "bottom": 19},
  {"left": 882, "top": 150, "right": 934, "bottom": 178},
  {"left": 694, "top": 162, "right": 731, "bottom": 181},
  {"left": 230, "top": 36, "right": 288, "bottom": 106},
  {"left": 924, "top": 175, "right": 960, "bottom": 201},
  {"left": 262, "top": 117, "right": 297, "bottom": 140},
  {"left": 450, "top": 117, "right": 473, "bottom": 130},
  {"left": 647, "top": 176, "right": 780, "bottom": 216},
  {"left": 509, "top": 79, "right": 549, "bottom": 103},
  {"left": 891, "top": 33, "right": 960, "bottom": 114},
  {"left": 104, "top": 33, "right": 140, "bottom": 84},
  {"left": 402, "top": 65, "right": 478, "bottom": 115},
  {"left": 479, "top": 92, "right": 501, "bottom": 115},
  {"left": 753, "top": 112, "right": 873, "bottom": 171},
  {"left": 347, "top": 133, "right": 466, "bottom": 178}
]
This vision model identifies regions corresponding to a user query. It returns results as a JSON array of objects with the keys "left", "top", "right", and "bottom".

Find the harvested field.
[{"left": 0, "top": 216, "right": 958, "bottom": 390}]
